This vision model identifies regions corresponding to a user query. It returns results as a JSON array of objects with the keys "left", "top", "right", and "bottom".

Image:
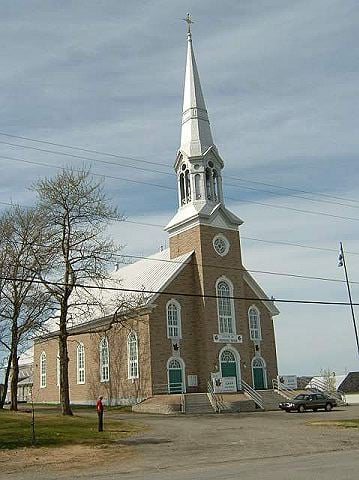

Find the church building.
[{"left": 32, "top": 22, "right": 279, "bottom": 406}]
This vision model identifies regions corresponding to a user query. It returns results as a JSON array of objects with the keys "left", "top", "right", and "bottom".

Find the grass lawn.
[
  {"left": 0, "top": 409, "right": 140, "bottom": 450},
  {"left": 311, "top": 419, "right": 359, "bottom": 428}
]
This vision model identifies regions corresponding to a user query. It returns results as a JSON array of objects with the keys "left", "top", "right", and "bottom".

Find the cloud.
[{"left": 1, "top": 0, "right": 358, "bottom": 376}]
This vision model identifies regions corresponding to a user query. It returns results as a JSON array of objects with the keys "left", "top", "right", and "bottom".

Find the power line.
[
  {"left": 2, "top": 153, "right": 359, "bottom": 223},
  {"left": 2, "top": 138, "right": 359, "bottom": 211},
  {"left": 0, "top": 154, "right": 175, "bottom": 191},
  {"left": 0, "top": 140, "right": 173, "bottom": 177},
  {"left": 117, "top": 253, "right": 359, "bottom": 285},
  {"left": 1, "top": 131, "right": 358, "bottom": 205},
  {"left": 226, "top": 195, "right": 359, "bottom": 222},
  {"left": 2, "top": 196, "right": 359, "bottom": 257},
  {"left": 226, "top": 182, "right": 359, "bottom": 210},
  {"left": 0, "top": 274, "right": 357, "bottom": 306}
]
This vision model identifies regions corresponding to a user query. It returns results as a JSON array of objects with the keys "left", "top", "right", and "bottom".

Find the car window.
[{"left": 294, "top": 394, "right": 305, "bottom": 400}]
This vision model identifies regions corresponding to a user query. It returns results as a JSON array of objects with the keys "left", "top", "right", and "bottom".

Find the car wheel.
[
  {"left": 285, "top": 409, "right": 291, "bottom": 413},
  {"left": 325, "top": 403, "right": 332, "bottom": 412},
  {"left": 313, "top": 408, "right": 318, "bottom": 412},
  {"left": 298, "top": 404, "right": 305, "bottom": 413}
]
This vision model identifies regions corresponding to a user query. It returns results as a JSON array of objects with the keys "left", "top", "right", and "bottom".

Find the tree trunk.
[
  {"left": 59, "top": 325, "right": 72, "bottom": 416},
  {"left": 10, "top": 346, "right": 19, "bottom": 411},
  {"left": 0, "top": 354, "right": 12, "bottom": 408}
]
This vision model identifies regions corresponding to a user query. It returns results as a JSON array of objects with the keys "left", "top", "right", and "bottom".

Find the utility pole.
[{"left": 339, "top": 242, "right": 359, "bottom": 357}]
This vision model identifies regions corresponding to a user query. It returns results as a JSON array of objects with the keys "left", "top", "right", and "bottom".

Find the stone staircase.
[
  {"left": 184, "top": 393, "right": 215, "bottom": 414},
  {"left": 255, "top": 389, "right": 284, "bottom": 410}
]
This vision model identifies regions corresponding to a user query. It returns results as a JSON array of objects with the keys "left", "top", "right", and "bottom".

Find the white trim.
[
  {"left": 251, "top": 356, "right": 268, "bottom": 389},
  {"left": 148, "top": 252, "right": 193, "bottom": 306},
  {"left": 213, "top": 233, "right": 230, "bottom": 257},
  {"left": 218, "top": 345, "right": 241, "bottom": 390},
  {"left": 166, "top": 356, "right": 186, "bottom": 393},
  {"left": 166, "top": 299, "right": 182, "bottom": 339},
  {"left": 99, "top": 336, "right": 110, "bottom": 383},
  {"left": 40, "top": 351, "right": 46, "bottom": 388},
  {"left": 248, "top": 305, "right": 262, "bottom": 341},
  {"left": 76, "top": 343, "right": 86, "bottom": 385},
  {"left": 127, "top": 331, "right": 139, "bottom": 379},
  {"left": 243, "top": 272, "right": 279, "bottom": 316},
  {"left": 216, "top": 276, "right": 237, "bottom": 335}
]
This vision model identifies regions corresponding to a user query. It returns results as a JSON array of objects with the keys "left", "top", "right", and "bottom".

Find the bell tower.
[{"left": 165, "top": 15, "right": 242, "bottom": 252}]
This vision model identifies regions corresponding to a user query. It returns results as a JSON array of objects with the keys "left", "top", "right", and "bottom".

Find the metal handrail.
[
  {"left": 241, "top": 379, "right": 264, "bottom": 409},
  {"left": 152, "top": 382, "right": 184, "bottom": 394},
  {"left": 306, "top": 378, "right": 346, "bottom": 405},
  {"left": 207, "top": 381, "right": 227, "bottom": 413},
  {"left": 272, "top": 378, "right": 296, "bottom": 400}
]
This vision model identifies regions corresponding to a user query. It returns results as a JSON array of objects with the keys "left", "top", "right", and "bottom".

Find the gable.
[{"left": 243, "top": 272, "right": 279, "bottom": 316}]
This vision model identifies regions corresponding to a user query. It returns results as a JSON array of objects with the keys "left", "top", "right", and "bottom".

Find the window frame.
[
  {"left": 40, "top": 351, "right": 46, "bottom": 388},
  {"left": 127, "top": 331, "right": 139, "bottom": 380},
  {"left": 76, "top": 343, "right": 86, "bottom": 385},
  {"left": 248, "top": 306, "right": 262, "bottom": 341},
  {"left": 99, "top": 337, "right": 110, "bottom": 383},
  {"left": 216, "top": 277, "right": 236, "bottom": 334},
  {"left": 166, "top": 299, "right": 182, "bottom": 339}
]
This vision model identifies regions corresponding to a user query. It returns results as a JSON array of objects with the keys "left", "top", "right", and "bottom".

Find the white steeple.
[
  {"left": 165, "top": 15, "right": 242, "bottom": 236},
  {"left": 180, "top": 24, "right": 214, "bottom": 157}
]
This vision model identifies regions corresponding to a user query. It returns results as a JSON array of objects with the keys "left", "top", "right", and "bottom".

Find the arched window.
[
  {"left": 166, "top": 300, "right": 182, "bottom": 338},
  {"left": 220, "top": 350, "right": 236, "bottom": 363},
  {"left": 40, "top": 352, "right": 46, "bottom": 388},
  {"left": 195, "top": 174, "right": 201, "bottom": 199},
  {"left": 248, "top": 306, "right": 262, "bottom": 340},
  {"left": 205, "top": 167, "right": 212, "bottom": 199},
  {"left": 213, "top": 170, "right": 218, "bottom": 201},
  {"left": 77, "top": 343, "right": 85, "bottom": 384},
  {"left": 100, "top": 337, "right": 110, "bottom": 382},
  {"left": 180, "top": 173, "right": 185, "bottom": 204},
  {"left": 185, "top": 170, "right": 191, "bottom": 202},
  {"left": 127, "top": 332, "right": 139, "bottom": 379},
  {"left": 56, "top": 351, "right": 60, "bottom": 387},
  {"left": 216, "top": 279, "right": 235, "bottom": 334}
]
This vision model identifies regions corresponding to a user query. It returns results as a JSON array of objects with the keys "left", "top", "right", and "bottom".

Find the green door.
[
  {"left": 221, "top": 362, "right": 237, "bottom": 378},
  {"left": 168, "top": 358, "right": 183, "bottom": 393},
  {"left": 253, "top": 367, "right": 265, "bottom": 389}
]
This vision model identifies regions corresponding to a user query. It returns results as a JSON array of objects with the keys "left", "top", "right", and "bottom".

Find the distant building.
[{"left": 32, "top": 24, "right": 280, "bottom": 405}]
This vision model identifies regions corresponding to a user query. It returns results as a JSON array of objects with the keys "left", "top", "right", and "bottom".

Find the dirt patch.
[{"left": 0, "top": 443, "right": 134, "bottom": 474}]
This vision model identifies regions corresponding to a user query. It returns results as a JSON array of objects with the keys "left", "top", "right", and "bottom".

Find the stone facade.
[{"left": 32, "top": 26, "right": 279, "bottom": 405}]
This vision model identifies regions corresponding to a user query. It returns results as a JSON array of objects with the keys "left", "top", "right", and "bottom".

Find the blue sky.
[{"left": 1, "top": 0, "right": 359, "bottom": 376}]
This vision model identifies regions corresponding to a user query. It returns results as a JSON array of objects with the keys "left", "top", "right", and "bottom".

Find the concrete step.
[
  {"left": 184, "top": 393, "right": 214, "bottom": 414},
  {"left": 256, "top": 389, "right": 284, "bottom": 410}
]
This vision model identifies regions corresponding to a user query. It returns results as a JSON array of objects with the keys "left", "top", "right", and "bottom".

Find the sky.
[{"left": 0, "top": 0, "right": 359, "bottom": 377}]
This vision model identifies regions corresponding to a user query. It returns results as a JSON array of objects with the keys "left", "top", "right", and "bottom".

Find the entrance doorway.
[
  {"left": 220, "top": 350, "right": 238, "bottom": 389},
  {"left": 252, "top": 357, "right": 266, "bottom": 389},
  {"left": 167, "top": 358, "right": 184, "bottom": 393}
]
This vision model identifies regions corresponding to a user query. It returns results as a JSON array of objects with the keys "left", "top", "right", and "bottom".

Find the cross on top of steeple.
[{"left": 183, "top": 13, "right": 194, "bottom": 36}]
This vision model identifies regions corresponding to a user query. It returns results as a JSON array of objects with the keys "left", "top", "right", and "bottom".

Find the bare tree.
[
  {"left": 0, "top": 205, "right": 53, "bottom": 410},
  {"left": 33, "top": 168, "right": 123, "bottom": 415}
]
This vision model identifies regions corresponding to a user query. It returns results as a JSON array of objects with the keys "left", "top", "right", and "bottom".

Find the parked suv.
[{"left": 279, "top": 393, "right": 337, "bottom": 413}]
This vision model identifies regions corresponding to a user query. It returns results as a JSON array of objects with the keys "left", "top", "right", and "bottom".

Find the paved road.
[
  {"left": 3, "top": 407, "right": 359, "bottom": 480},
  {"left": 108, "top": 450, "right": 359, "bottom": 480},
  {"left": 15, "top": 449, "right": 359, "bottom": 480}
]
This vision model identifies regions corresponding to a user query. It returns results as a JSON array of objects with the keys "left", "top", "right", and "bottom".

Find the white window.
[
  {"left": 127, "top": 332, "right": 139, "bottom": 379},
  {"left": 56, "top": 351, "right": 60, "bottom": 387},
  {"left": 40, "top": 351, "right": 46, "bottom": 388},
  {"left": 77, "top": 343, "right": 85, "bottom": 384},
  {"left": 216, "top": 279, "right": 235, "bottom": 334},
  {"left": 100, "top": 337, "right": 110, "bottom": 382},
  {"left": 166, "top": 300, "right": 182, "bottom": 338},
  {"left": 249, "top": 306, "right": 262, "bottom": 340}
]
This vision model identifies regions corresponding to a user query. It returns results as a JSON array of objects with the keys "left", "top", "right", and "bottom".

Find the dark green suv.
[{"left": 279, "top": 393, "right": 337, "bottom": 413}]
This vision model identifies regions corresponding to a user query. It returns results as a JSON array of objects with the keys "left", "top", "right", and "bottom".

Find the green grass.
[
  {"left": 0, "top": 409, "right": 140, "bottom": 450},
  {"left": 311, "top": 418, "right": 359, "bottom": 428}
]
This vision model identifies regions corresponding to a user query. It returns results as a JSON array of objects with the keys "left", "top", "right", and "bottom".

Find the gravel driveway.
[{"left": 104, "top": 405, "right": 359, "bottom": 476}]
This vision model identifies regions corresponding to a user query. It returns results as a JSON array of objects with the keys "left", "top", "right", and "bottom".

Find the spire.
[{"left": 180, "top": 15, "right": 214, "bottom": 157}]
